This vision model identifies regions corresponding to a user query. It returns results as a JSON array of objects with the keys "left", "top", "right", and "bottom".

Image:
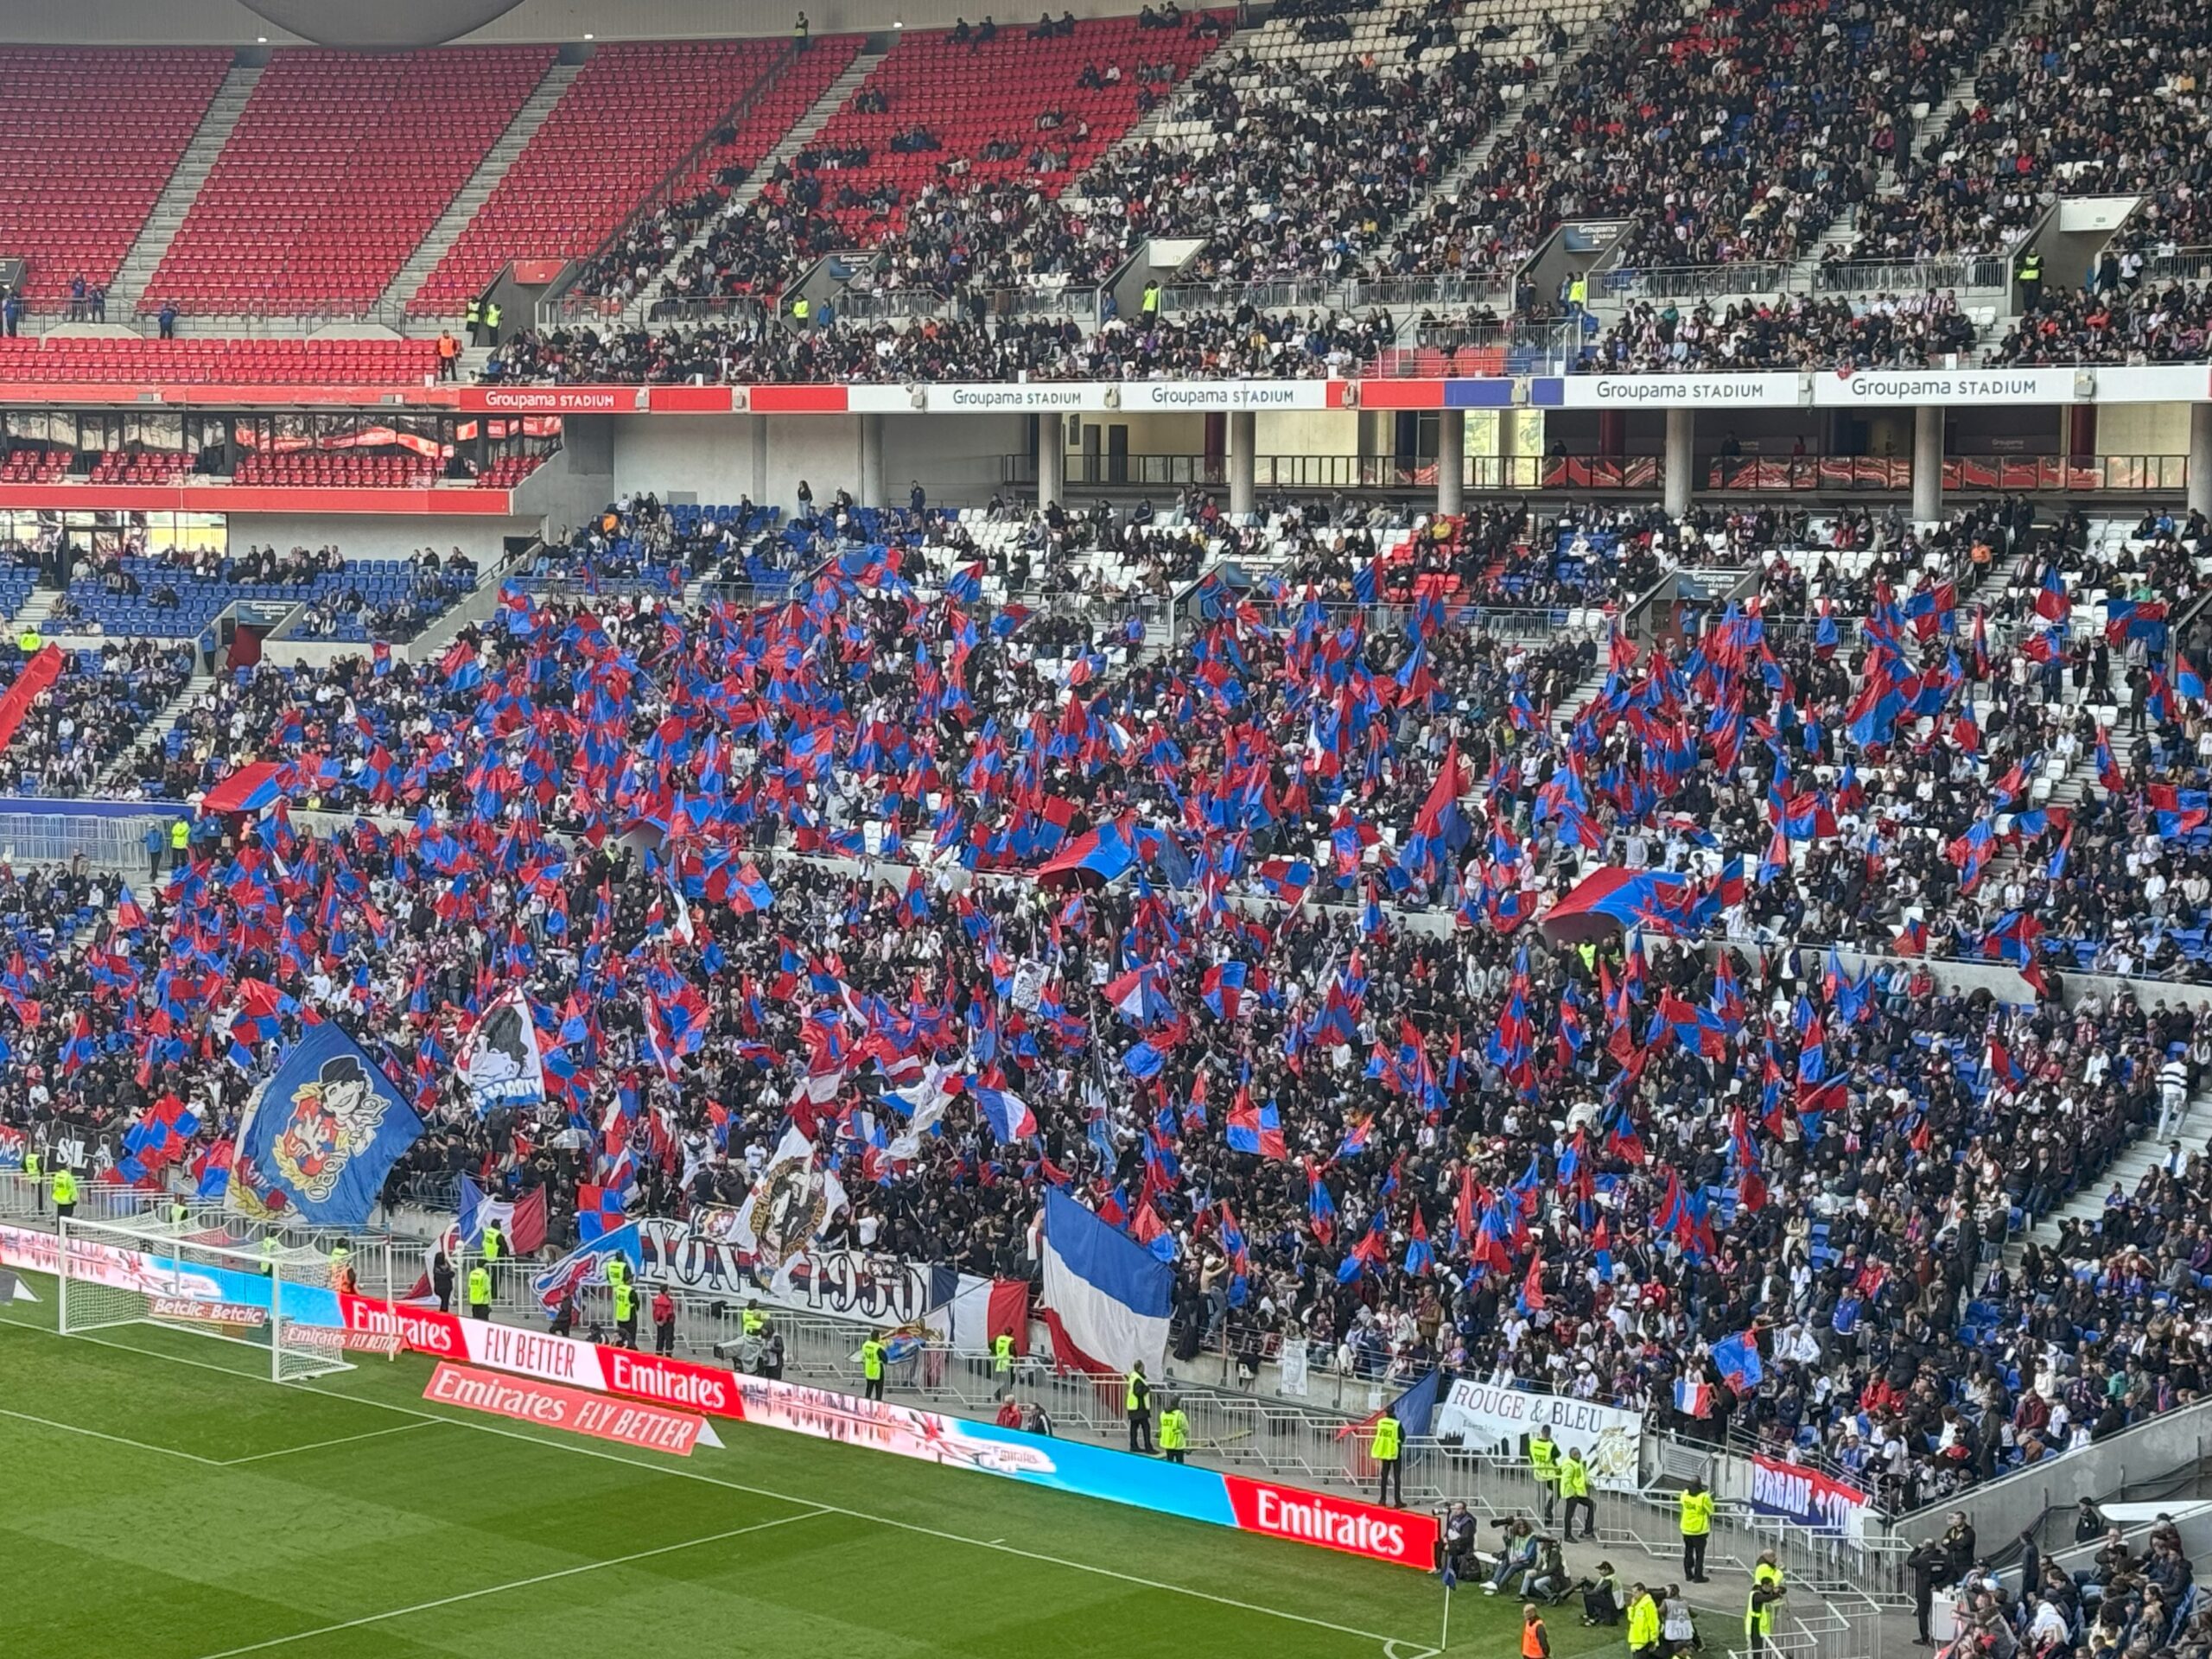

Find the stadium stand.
[
  {"left": 142, "top": 47, "right": 555, "bottom": 316},
  {"left": 571, "top": 35, "right": 866, "bottom": 308},
  {"left": 0, "top": 336, "right": 438, "bottom": 385},
  {"left": 86, "top": 448, "right": 196, "bottom": 485},
  {"left": 230, "top": 451, "right": 441, "bottom": 488},
  {"left": 0, "top": 447, "right": 69, "bottom": 483},
  {"left": 0, "top": 48, "right": 230, "bottom": 307},
  {"left": 410, "top": 40, "right": 803, "bottom": 315},
  {"left": 47, "top": 545, "right": 468, "bottom": 641}
]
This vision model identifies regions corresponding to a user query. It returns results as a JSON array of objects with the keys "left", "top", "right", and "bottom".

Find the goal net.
[{"left": 55, "top": 1216, "right": 359, "bottom": 1382}]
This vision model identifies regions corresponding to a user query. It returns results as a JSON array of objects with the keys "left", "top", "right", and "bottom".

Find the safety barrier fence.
[
  {"left": 1810, "top": 255, "right": 2008, "bottom": 295},
  {"left": 1, "top": 1184, "right": 1893, "bottom": 1656}
]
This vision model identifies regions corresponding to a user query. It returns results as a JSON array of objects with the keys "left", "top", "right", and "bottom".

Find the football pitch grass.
[{"left": 0, "top": 1272, "right": 1623, "bottom": 1659}]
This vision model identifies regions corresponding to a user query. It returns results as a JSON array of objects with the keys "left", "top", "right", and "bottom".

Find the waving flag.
[
  {"left": 1037, "top": 1187, "right": 1173, "bottom": 1376},
  {"left": 1226, "top": 1090, "right": 1287, "bottom": 1160},
  {"left": 972, "top": 1086, "right": 1037, "bottom": 1142}
]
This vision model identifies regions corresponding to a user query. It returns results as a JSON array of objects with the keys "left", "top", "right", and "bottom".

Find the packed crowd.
[
  {"left": 483, "top": 304, "right": 1399, "bottom": 384},
  {"left": 10, "top": 474, "right": 2212, "bottom": 1544},
  {"left": 0, "top": 639, "right": 194, "bottom": 798},
  {"left": 1855, "top": 0, "right": 2212, "bottom": 267},
  {"left": 1987, "top": 279, "right": 2212, "bottom": 365},
  {"left": 1581, "top": 291, "right": 1980, "bottom": 374},
  {"left": 1379, "top": 0, "right": 2003, "bottom": 288}
]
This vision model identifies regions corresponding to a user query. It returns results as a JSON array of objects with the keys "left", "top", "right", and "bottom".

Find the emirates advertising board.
[{"left": 8, "top": 1219, "right": 1437, "bottom": 1573}]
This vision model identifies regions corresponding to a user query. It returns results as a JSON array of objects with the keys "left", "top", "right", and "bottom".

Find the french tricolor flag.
[
  {"left": 1037, "top": 1187, "right": 1173, "bottom": 1376},
  {"left": 972, "top": 1086, "right": 1036, "bottom": 1142}
]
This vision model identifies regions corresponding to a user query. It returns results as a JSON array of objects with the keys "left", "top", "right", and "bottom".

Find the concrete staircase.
[
  {"left": 378, "top": 60, "right": 583, "bottom": 321},
  {"left": 9, "top": 588, "right": 67, "bottom": 636},
  {"left": 2018, "top": 1092, "right": 2212, "bottom": 1249},
  {"left": 1380, "top": 30, "right": 1592, "bottom": 270},
  {"left": 99, "top": 669, "right": 213, "bottom": 790},
  {"left": 110, "top": 63, "right": 264, "bottom": 319},
  {"left": 626, "top": 49, "right": 886, "bottom": 327}
]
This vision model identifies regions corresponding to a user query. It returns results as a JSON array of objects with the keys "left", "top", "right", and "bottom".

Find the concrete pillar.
[
  {"left": 1436, "top": 408, "right": 1465, "bottom": 516},
  {"left": 1036, "top": 412, "right": 1064, "bottom": 509},
  {"left": 858, "top": 413, "right": 886, "bottom": 510},
  {"left": 749, "top": 416, "right": 768, "bottom": 505},
  {"left": 2191, "top": 404, "right": 2212, "bottom": 519},
  {"left": 1913, "top": 404, "right": 1943, "bottom": 524},
  {"left": 1228, "top": 410, "right": 1255, "bottom": 518},
  {"left": 1662, "top": 407, "right": 1694, "bottom": 518}
]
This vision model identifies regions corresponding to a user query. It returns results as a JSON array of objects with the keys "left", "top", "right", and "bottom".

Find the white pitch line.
[
  {"left": 0, "top": 1404, "right": 226, "bottom": 1465},
  {"left": 188, "top": 1507, "right": 833, "bottom": 1658},
  {"left": 219, "top": 1420, "right": 434, "bottom": 1465},
  {"left": 0, "top": 1313, "right": 1423, "bottom": 1653}
]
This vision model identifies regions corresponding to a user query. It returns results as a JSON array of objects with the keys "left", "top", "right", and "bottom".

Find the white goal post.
[{"left": 54, "top": 1215, "right": 363, "bottom": 1382}]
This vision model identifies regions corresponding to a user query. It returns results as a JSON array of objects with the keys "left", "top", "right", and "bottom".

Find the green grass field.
[{"left": 0, "top": 1270, "right": 1624, "bottom": 1659}]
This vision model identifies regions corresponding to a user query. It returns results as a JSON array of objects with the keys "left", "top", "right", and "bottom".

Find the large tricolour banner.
[
  {"left": 1433, "top": 1379, "right": 1644, "bottom": 1492},
  {"left": 1037, "top": 1187, "right": 1173, "bottom": 1376}
]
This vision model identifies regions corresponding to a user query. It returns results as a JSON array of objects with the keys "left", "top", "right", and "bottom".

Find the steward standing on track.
[
  {"left": 652, "top": 1285, "right": 676, "bottom": 1356},
  {"left": 1678, "top": 1478, "right": 1713, "bottom": 1583},
  {"left": 1372, "top": 1408, "right": 1403, "bottom": 1506},
  {"left": 1125, "top": 1361, "right": 1154, "bottom": 1452},
  {"left": 1529, "top": 1423, "right": 1560, "bottom": 1524},
  {"left": 467, "top": 1262, "right": 492, "bottom": 1320},
  {"left": 612, "top": 1274, "right": 637, "bottom": 1349},
  {"left": 1160, "top": 1397, "right": 1189, "bottom": 1465},
  {"left": 432, "top": 1250, "right": 454, "bottom": 1313},
  {"left": 50, "top": 1163, "right": 77, "bottom": 1220},
  {"left": 861, "top": 1332, "right": 887, "bottom": 1401}
]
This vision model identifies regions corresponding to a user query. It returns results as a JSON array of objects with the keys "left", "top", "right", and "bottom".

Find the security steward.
[
  {"left": 742, "top": 1299, "right": 767, "bottom": 1339},
  {"left": 1373, "top": 1408, "right": 1404, "bottom": 1506},
  {"left": 861, "top": 1332, "right": 887, "bottom": 1401},
  {"left": 481, "top": 1217, "right": 503, "bottom": 1288},
  {"left": 1626, "top": 1582, "right": 1660, "bottom": 1659},
  {"left": 467, "top": 1261, "right": 493, "bottom": 1320},
  {"left": 1560, "top": 1443, "right": 1595, "bottom": 1541},
  {"left": 1529, "top": 1422, "right": 1560, "bottom": 1525},
  {"left": 994, "top": 1329, "right": 1016, "bottom": 1376},
  {"left": 22, "top": 1144, "right": 40, "bottom": 1211},
  {"left": 652, "top": 1284, "right": 676, "bottom": 1355},
  {"left": 1745, "top": 1554, "right": 1784, "bottom": 1656},
  {"left": 1160, "top": 1396, "right": 1189, "bottom": 1465},
  {"left": 612, "top": 1273, "right": 637, "bottom": 1349},
  {"left": 168, "top": 817, "right": 191, "bottom": 870},
  {"left": 1125, "top": 1360, "right": 1154, "bottom": 1452},
  {"left": 1678, "top": 1477, "right": 1713, "bottom": 1583},
  {"left": 328, "top": 1239, "right": 353, "bottom": 1294},
  {"left": 50, "top": 1162, "right": 77, "bottom": 1220}
]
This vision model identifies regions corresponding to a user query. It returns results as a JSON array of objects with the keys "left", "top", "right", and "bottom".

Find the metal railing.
[
  {"left": 1341, "top": 274, "right": 1514, "bottom": 312},
  {"left": 2140, "top": 245, "right": 2212, "bottom": 284},
  {"left": 1154, "top": 278, "right": 1340, "bottom": 315},
  {"left": 0, "top": 806, "right": 175, "bottom": 873},
  {"left": 1004, "top": 452, "right": 1565, "bottom": 493},
  {"left": 1811, "top": 254, "right": 2007, "bottom": 294},
  {"left": 1612, "top": 262, "right": 1790, "bottom": 302}
]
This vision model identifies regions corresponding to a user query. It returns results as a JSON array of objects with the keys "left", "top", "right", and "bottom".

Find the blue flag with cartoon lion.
[{"left": 229, "top": 1025, "right": 423, "bottom": 1228}]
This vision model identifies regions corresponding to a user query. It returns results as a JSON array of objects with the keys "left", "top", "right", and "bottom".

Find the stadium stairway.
[
  {"left": 8, "top": 588, "right": 66, "bottom": 638},
  {"left": 98, "top": 667, "right": 213, "bottom": 791},
  {"left": 375, "top": 60, "right": 584, "bottom": 324},
  {"left": 626, "top": 46, "right": 888, "bottom": 327},
  {"left": 2016, "top": 1089, "right": 2212, "bottom": 1252},
  {"left": 108, "top": 61, "right": 264, "bottom": 321},
  {"left": 1366, "top": 18, "right": 1596, "bottom": 291}
]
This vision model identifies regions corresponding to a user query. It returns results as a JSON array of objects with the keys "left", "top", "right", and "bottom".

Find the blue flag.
[{"left": 229, "top": 1023, "right": 423, "bottom": 1229}]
